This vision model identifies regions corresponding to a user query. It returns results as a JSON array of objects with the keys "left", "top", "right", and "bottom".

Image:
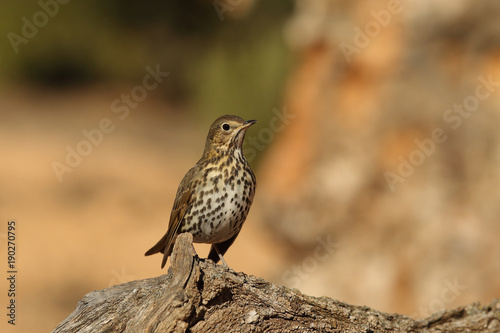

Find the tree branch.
[{"left": 53, "top": 233, "right": 500, "bottom": 332}]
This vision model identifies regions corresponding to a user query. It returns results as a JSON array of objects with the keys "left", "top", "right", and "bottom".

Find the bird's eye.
[{"left": 222, "top": 123, "right": 230, "bottom": 131}]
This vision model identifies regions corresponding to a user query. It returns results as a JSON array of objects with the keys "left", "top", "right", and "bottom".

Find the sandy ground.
[{"left": 0, "top": 86, "right": 283, "bottom": 332}]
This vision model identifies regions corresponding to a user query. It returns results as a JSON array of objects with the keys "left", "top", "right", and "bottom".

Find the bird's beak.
[{"left": 239, "top": 120, "right": 257, "bottom": 130}]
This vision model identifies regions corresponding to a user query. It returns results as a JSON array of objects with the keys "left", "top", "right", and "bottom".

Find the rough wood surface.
[{"left": 53, "top": 233, "right": 500, "bottom": 332}]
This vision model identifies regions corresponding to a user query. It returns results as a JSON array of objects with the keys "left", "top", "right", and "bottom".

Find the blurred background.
[{"left": 1, "top": 0, "right": 500, "bottom": 331}]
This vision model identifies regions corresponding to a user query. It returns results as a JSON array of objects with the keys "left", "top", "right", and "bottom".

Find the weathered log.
[{"left": 53, "top": 233, "right": 500, "bottom": 332}]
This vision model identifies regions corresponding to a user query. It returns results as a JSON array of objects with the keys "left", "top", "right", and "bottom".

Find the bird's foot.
[{"left": 218, "top": 254, "right": 228, "bottom": 267}]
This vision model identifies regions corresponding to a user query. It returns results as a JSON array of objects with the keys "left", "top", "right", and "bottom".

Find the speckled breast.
[{"left": 180, "top": 150, "right": 256, "bottom": 244}]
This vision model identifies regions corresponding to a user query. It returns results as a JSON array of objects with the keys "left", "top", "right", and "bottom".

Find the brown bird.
[{"left": 145, "top": 115, "right": 257, "bottom": 268}]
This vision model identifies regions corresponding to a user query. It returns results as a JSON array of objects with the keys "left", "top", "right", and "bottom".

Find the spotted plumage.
[{"left": 145, "top": 115, "right": 257, "bottom": 268}]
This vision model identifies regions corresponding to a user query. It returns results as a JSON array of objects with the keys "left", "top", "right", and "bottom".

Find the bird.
[{"left": 145, "top": 115, "right": 257, "bottom": 268}]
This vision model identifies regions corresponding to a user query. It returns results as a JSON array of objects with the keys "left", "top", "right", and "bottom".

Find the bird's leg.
[{"left": 214, "top": 245, "right": 228, "bottom": 267}]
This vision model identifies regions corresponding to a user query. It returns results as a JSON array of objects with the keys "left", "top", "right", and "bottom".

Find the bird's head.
[{"left": 203, "top": 115, "right": 257, "bottom": 158}]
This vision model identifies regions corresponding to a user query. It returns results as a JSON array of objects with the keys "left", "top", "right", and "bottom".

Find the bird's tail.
[
  {"left": 145, "top": 236, "right": 166, "bottom": 257},
  {"left": 145, "top": 233, "right": 175, "bottom": 268}
]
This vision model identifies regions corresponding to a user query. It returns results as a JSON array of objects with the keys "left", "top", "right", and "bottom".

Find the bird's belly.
[{"left": 191, "top": 182, "right": 253, "bottom": 244}]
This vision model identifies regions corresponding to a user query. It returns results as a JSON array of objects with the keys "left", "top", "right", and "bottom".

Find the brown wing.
[{"left": 145, "top": 167, "right": 198, "bottom": 268}]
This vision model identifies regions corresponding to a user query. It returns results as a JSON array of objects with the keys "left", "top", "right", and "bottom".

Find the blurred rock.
[{"left": 258, "top": 0, "right": 500, "bottom": 315}]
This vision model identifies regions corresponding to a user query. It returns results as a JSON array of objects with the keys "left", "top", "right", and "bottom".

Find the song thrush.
[{"left": 145, "top": 115, "right": 257, "bottom": 268}]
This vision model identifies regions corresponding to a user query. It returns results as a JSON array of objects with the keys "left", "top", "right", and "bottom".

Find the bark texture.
[{"left": 54, "top": 233, "right": 500, "bottom": 333}]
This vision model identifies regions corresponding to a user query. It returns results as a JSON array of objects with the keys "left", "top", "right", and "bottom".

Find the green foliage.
[
  {"left": 189, "top": 27, "right": 291, "bottom": 124},
  {"left": 1, "top": 0, "right": 293, "bottom": 119}
]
